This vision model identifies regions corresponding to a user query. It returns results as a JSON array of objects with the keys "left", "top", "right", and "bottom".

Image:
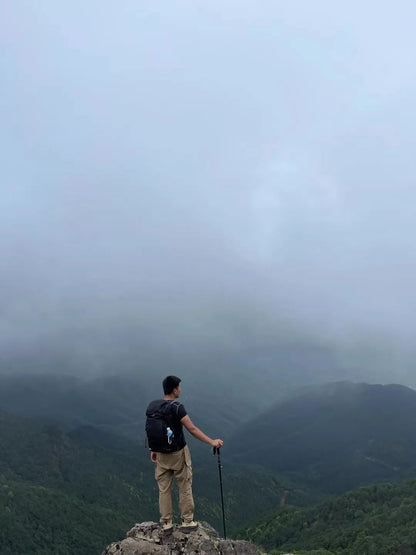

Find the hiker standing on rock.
[{"left": 146, "top": 375, "right": 223, "bottom": 532}]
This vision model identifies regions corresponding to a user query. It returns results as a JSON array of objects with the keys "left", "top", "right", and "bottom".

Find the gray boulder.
[{"left": 102, "top": 521, "right": 265, "bottom": 555}]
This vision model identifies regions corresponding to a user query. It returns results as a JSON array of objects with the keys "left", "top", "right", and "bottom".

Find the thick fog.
[{"left": 1, "top": 1, "right": 416, "bottom": 381}]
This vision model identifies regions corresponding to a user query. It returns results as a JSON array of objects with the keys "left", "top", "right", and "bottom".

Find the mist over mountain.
[
  {"left": 2, "top": 0, "right": 416, "bottom": 391},
  {"left": 3, "top": 3, "right": 416, "bottom": 553},
  {"left": 1, "top": 318, "right": 414, "bottom": 394}
]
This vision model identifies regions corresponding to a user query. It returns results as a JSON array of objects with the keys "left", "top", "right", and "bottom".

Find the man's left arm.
[{"left": 181, "top": 415, "right": 223, "bottom": 448}]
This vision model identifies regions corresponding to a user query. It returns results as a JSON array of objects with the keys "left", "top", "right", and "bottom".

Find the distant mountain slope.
[
  {"left": 227, "top": 382, "right": 416, "bottom": 494},
  {"left": 239, "top": 479, "right": 416, "bottom": 555}
]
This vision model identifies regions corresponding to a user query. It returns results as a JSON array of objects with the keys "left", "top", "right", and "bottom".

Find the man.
[{"left": 146, "top": 375, "right": 223, "bottom": 532}]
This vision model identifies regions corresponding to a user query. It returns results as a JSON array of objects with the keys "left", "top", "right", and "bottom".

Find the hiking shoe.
[
  {"left": 161, "top": 521, "right": 173, "bottom": 532},
  {"left": 180, "top": 521, "right": 198, "bottom": 532}
]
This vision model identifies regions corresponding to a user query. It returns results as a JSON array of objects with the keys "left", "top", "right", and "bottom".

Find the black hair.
[{"left": 163, "top": 375, "right": 181, "bottom": 395}]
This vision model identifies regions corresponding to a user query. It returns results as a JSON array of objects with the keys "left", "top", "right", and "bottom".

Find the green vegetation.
[
  {"left": 239, "top": 480, "right": 416, "bottom": 555},
  {"left": 0, "top": 410, "right": 158, "bottom": 553},
  {"left": 3, "top": 376, "right": 416, "bottom": 553},
  {"left": 0, "top": 478, "right": 130, "bottom": 555},
  {"left": 0, "top": 409, "right": 286, "bottom": 553}
]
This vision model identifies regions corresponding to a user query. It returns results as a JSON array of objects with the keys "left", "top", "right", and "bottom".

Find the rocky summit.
[{"left": 102, "top": 521, "right": 264, "bottom": 555}]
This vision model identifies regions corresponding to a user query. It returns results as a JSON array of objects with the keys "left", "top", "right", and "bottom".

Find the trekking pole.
[{"left": 213, "top": 446, "right": 226, "bottom": 539}]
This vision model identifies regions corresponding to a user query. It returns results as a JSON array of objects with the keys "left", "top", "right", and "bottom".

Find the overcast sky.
[{"left": 1, "top": 1, "right": 416, "bottom": 375}]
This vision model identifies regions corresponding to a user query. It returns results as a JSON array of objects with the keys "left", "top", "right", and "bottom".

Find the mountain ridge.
[{"left": 227, "top": 381, "right": 416, "bottom": 494}]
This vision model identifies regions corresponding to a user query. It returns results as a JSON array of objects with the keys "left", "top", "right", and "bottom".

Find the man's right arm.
[{"left": 181, "top": 415, "right": 223, "bottom": 448}]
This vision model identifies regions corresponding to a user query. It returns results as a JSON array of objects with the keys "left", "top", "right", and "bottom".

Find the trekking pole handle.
[{"left": 213, "top": 446, "right": 220, "bottom": 455}]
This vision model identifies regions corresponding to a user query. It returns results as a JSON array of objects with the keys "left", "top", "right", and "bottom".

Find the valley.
[{"left": 1, "top": 374, "right": 416, "bottom": 553}]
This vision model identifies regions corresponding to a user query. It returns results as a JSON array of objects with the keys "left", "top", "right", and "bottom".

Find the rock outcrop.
[{"left": 102, "top": 521, "right": 265, "bottom": 555}]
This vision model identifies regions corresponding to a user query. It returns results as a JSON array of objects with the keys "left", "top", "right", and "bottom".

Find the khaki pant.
[{"left": 155, "top": 445, "right": 194, "bottom": 524}]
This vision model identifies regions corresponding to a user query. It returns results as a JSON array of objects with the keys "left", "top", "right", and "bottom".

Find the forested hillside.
[
  {"left": 0, "top": 409, "right": 287, "bottom": 553},
  {"left": 239, "top": 479, "right": 416, "bottom": 554},
  {"left": 0, "top": 478, "right": 130, "bottom": 555}
]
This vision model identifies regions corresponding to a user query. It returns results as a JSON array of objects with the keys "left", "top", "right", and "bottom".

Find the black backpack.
[{"left": 145, "top": 400, "right": 179, "bottom": 453}]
